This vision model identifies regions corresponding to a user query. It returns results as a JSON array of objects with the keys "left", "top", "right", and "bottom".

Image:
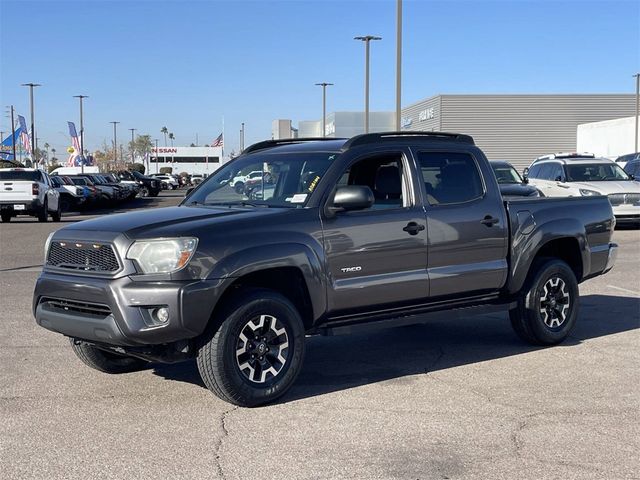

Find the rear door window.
[{"left": 416, "top": 151, "right": 484, "bottom": 205}]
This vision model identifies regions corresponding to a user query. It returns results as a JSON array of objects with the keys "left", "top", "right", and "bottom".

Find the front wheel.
[
  {"left": 509, "top": 259, "right": 579, "bottom": 345},
  {"left": 197, "top": 289, "right": 306, "bottom": 407},
  {"left": 69, "top": 339, "right": 148, "bottom": 374}
]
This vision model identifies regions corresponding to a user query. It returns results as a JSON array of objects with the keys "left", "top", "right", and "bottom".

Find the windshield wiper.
[{"left": 205, "top": 201, "right": 270, "bottom": 208}]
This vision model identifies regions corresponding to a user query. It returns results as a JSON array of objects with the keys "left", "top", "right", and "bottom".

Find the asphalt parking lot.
[{"left": 1, "top": 190, "right": 638, "bottom": 480}]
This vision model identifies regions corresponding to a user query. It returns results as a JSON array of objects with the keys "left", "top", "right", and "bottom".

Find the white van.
[{"left": 50, "top": 166, "right": 100, "bottom": 176}]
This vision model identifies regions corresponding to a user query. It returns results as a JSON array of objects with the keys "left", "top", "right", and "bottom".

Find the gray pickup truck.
[{"left": 34, "top": 132, "right": 618, "bottom": 407}]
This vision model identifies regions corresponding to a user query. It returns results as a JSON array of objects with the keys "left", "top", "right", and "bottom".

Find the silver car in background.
[{"left": 527, "top": 156, "right": 640, "bottom": 225}]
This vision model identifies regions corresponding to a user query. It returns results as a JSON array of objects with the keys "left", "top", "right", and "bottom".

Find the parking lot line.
[{"left": 606, "top": 285, "right": 640, "bottom": 296}]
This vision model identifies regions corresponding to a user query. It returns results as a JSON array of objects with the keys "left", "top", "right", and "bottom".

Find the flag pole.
[
  {"left": 10, "top": 106, "right": 16, "bottom": 161},
  {"left": 222, "top": 115, "right": 225, "bottom": 160}
]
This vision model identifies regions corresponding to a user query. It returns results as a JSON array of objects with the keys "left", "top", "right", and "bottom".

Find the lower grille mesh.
[{"left": 40, "top": 298, "right": 112, "bottom": 316}]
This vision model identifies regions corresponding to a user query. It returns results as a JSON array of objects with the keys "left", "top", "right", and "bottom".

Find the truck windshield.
[
  {"left": 565, "top": 163, "right": 631, "bottom": 182},
  {"left": 0, "top": 170, "right": 42, "bottom": 181},
  {"left": 185, "top": 152, "right": 339, "bottom": 208},
  {"left": 491, "top": 165, "right": 523, "bottom": 184}
]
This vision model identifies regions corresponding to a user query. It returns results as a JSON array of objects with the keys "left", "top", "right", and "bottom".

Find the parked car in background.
[
  {"left": 230, "top": 170, "right": 263, "bottom": 193},
  {"left": 0, "top": 168, "right": 61, "bottom": 222},
  {"left": 615, "top": 152, "right": 639, "bottom": 169},
  {"left": 529, "top": 152, "right": 596, "bottom": 166},
  {"left": 50, "top": 175, "right": 87, "bottom": 211},
  {"left": 190, "top": 174, "right": 204, "bottom": 186},
  {"left": 72, "top": 175, "right": 119, "bottom": 203},
  {"left": 150, "top": 174, "right": 179, "bottom": 190},
  {"left": 623, "top": 159, "right": 640, "bottom": 179},
  {"left": 67, "top": 176, "right": 100, "bottom": 204},
  {"left": 490, "top": 160, "right": 542, "bottom": 198},
  {"left": 527, "top": 157, "right": 640, "bottom": 225},
  {"left": 102, "top": 173, "right": 139, "bottom": 199},
  {"left": 114, "top": 171, "right": 161, "bottom": 197}
]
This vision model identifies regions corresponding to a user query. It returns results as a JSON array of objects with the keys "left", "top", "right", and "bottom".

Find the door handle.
[
  {"left": 481, "top": 215, "right": 499, "bottom": 226},
  {"left": 403, "top": 222, "right": 425, "bottom": 235}
]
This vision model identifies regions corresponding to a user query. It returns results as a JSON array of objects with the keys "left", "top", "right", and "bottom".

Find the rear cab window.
[{"left": 0, "top": 170, "right": 43, "bottom": 182}]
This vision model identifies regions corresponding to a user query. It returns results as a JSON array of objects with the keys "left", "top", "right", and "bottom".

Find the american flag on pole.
[
  {"left": 212, "top": 133, "right": 223, "bottom": 147},
  {"left": 68, "top": 122, "right": 82, "bottom": 154},
  {"left": 18, "top": 115, "right": 31, "bottom": 153}
]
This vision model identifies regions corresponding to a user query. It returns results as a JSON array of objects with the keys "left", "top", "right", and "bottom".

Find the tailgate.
[{"left": 0, "top": 181, "right": 35, "bottom": 203}]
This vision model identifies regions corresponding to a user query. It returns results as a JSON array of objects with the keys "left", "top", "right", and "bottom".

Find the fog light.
[{"left": 155, "top": 307, "right": 169, "bottom": 323}]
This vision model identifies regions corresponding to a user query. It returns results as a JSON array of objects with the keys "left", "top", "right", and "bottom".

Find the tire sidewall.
[
  {"left": 209, "top": 291, "right": 305, "bottom": 406},
  {"left": 524, "top": 260, "right": 579, "bottom": 344}
]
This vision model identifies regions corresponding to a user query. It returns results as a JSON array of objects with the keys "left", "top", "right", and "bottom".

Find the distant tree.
[
  {"left": 168, "top": 132, "right": 175, "bottom": 147},
  {"left": 128, "top": 162, "right": 146, "bottom": 174},
  {"left": 189, "top": 143, "right": 196, "bottom": 147},
  {"left": 161, "top": 126, "right": 168, "bottom": 147},
  {"left": 160, "top": 166, "right": 173, "bottom": 174},
  {"left": 179, "top": 171, "right": 189, "bottom": 177},
  {"left": 47, "top": 162, "right": 60, "bottom": 174}
]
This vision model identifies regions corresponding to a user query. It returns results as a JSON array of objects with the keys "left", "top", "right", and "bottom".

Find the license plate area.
[{"left": 13, "top": 204, "right": 26, "bottom": 210}]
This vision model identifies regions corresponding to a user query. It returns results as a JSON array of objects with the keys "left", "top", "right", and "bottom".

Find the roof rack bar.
[
  {"left": 242, "top": 137, "right": 346, "bottom": 155},
  {"left": 341, "top": 131, "right": 475, "bottom": 151}
]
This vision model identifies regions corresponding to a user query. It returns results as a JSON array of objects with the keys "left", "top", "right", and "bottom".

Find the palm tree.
[
  {"left": 168, "top": 132, "right": 175, "bottom": 147},
  {"left": 44, "top": 142, "right": 50, "bottom": 165},
  {"left": 160, "top": 127, "right": 169, "bottom": 164}
]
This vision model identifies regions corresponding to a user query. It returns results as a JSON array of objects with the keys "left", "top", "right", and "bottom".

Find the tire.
[
  {"left": 234, "top": 182, "right": 245, "bottom": 194},
  {"left": 51, "top": 202, "right": 62, "bottom": 222},
  {"left": 37, "top": 200, "right": 48, "bottom": 222},
  {"left": 60, "top": 198, "right": 71, "bottom": 212},
  {"left": 139, "top": 186, "right": 149, "bottom": 198},
  {"left": 197, "top": 288, "right": 306, "bottom": 407},
  {"left": 509, "top": 258, "right": 579, "bottom": 345},
  {"left": 69, "top": 338, "right": 148, "bottom": 374},
  {"left": 1, "top": 212, "right": 10, "bottom": 223}
]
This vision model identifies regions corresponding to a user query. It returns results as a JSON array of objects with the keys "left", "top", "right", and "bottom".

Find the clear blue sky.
[{"left": 1, "top": 0, "right": 638, "bottom": 157}]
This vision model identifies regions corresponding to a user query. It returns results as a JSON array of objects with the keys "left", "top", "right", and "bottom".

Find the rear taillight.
[{"left": 32, "top": 183, "right": 39, "bottom": 195}]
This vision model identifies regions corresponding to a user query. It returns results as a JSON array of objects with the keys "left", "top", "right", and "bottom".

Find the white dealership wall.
[
  {"left": 294, "top": 112, "right": 395, "bottom": 138},
  {"left": 151, "top": 146, "right": 224, "bottom": 175},
  {"left": 577, "top": 116, "right": 639, "bottom": 158}
]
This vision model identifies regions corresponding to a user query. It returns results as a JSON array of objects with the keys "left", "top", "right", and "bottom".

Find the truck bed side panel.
[{"left": 504, "top": 196, "right": 614, "bottom": 294}]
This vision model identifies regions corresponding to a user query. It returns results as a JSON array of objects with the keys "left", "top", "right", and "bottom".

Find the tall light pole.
[
  {"left": 240, "top": 122, "right": 245, "bottom": 151},
  {"left": 315, "top": 82, "right": 333, "bottom": 137},
  {"left": 634, "top": 73, "right": 639, "bottom": 153},
  {"left": 21, "top": 83, "right": 41, "bottom": 157},
  {"left": 354, "top": 36, "right": 382, "bottom": 134},
  {"left": 73, "top": 95, "right": 88, "bottom": 172},
  {"left": 129, "top": 128, "right": 136, "bottom": 164},
  {"left": 110, "top": 121, "right": 120, "bottom": 165},
  {"left": 395, "top": 0, "right": 403, "bottom": 130}
]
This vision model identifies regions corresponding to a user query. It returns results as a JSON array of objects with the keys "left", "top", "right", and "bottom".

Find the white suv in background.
[
  {"left": 526, "top": 157, "right": 640, "bottom": 225},
  {"left": 0, "top": 168, "right": 61, "bottom": 222}
]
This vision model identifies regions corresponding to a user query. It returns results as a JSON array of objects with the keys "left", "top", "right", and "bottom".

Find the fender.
[
  {"left": 508, "top": 216, "right": 588, "bottom": 295},
  {"left": 208, "top": 242, "right": 327, "bottom": 321}
]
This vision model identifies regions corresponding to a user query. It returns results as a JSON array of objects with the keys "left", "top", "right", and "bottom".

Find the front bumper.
[
  {"left": 612, "top": 204, "right": 640, "bottom": 223},
  {"left": 33, "top": 271, "right": 224, "bottom": 346}
]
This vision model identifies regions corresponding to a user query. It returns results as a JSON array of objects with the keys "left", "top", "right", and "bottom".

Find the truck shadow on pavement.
[{"left": 151, "top": 294, "right": 639, "bottom": 402}]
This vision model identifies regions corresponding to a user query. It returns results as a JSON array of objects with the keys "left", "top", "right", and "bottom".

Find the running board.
[{"left": 316, "top": 301, "right": 516, "bottom": 336}]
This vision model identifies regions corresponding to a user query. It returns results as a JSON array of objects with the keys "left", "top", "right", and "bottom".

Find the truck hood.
[
  {"left": 62, "top": 205, "right": 269, "bottom": 236},
  {"left": 569, "top": 180, "right": 640, "bottom": 194}
]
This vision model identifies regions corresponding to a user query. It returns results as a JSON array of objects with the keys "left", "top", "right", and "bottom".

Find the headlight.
[
  {"left": 579, "top": 189, "right": 600, "bottom": 196},
  {"left": 126, "top": 237, "right": 198, "bottom": 274},
  {"left": 44, "top": 232, "right": 55, "bottom": 260}
]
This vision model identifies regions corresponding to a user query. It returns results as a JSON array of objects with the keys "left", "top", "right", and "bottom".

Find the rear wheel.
[
  {"left": 51, "top": 202, "right": 62, "bottom": 222},
  {"left": 69, "top": 339, "right": 148, "bottom": 374},
  {"left": 1, "top": 212, "right": 11, "bottom": 223},
  {"left": 37, "top": 200, "right": 48, "bottom": 222},
  {"left": 509, "top": 259, "right": 579, "bottom": 345},
  {"left": 197, "top": 289, "right": 306, "bottom": 407},
  {"left": 234, "top": 182, "right": 245, "bottom": 194}
]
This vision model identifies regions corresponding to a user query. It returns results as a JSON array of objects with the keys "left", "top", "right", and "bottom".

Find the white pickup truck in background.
[{"left": 0, "top": 168, "right": 61, "bottom": 222}]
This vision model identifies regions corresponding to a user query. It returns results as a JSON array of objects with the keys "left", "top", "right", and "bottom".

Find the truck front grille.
[
  {"left": 46, "top": 241, "right": 120, "bottom": 272},
  {"left": 40, "top": 297, "right": 112, "bottom": 316},
  {"left": 608, "top": 193, "right": 640, "bottom": 206}
]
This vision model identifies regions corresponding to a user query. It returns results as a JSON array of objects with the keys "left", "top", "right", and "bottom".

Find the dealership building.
[
  {"left": 150, "top": 146, "right": 223, "bottom": 175},
  {"left": 277, "top": 94, "right": 635, "bottom": 171},
  {"left": 400, "top": 94, "right": 636, "bottom": 170}
]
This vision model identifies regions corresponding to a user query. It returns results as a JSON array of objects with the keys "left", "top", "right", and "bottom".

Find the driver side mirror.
[{"left": 326, "top": 185, "right": 374, "bottom": 217}]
